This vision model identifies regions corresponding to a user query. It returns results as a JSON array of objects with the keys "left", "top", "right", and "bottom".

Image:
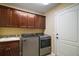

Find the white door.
[{"left": 55, "top": 5, "right": 79, "bottom": 56}]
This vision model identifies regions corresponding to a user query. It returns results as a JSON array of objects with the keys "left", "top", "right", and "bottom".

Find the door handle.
[
  {"left": 56, "top": 33, "right": 59, "bottom": 39},
  {"left": 56, "top": 37, "right": 58, "bottom": 39}
]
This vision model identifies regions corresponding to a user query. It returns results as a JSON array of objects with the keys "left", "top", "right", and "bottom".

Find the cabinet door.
[
  {"left": 12, "top": 9, "right": 20, "bottom": 27},
  {"left": 0, "top": 41, "right": 20, "bottom": 56},
  {"left": 0, "top": 44, "right": 4, "bottom": 56},
  {"left": 35, "top": 15, "right": 45, "bottom": 29},
  {"left": 0, "top": 6, "right": 10, "bottom": 27},
  {"left": 5, "top": 46, "right": 19, "bottom": 56},
  {"left": 19, "top": 12, "right": 28, "bottom": 28},
  {"left": 0, "top": 48, "right": 4, "bottom": 56},
  {"left": 34, "top": 15, "right": 41, "bottom": 28},
  {"left": 0, "top": 6, "right": 2, "bottom": 26},
  {"left": 27, "top": 13, "right": 35, "bottom": 28},
  {"left": 0, "top": 6, "right": 13, "bottom": 27},
  {"left": 4, "top": 41, "right": 20, "bottom": 56},
  {"left": 7, "top": 8, "right": 13, "bottom": 27},
  {"left": 40, "top": 16, "right": 45, "bottom": 29}
]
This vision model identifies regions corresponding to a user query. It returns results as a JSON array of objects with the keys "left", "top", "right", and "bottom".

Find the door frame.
[{"left": 54, "top": 4, "right": 79, "bottom": 56}]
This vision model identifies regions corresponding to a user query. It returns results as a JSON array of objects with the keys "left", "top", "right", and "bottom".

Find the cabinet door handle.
[
  {"left": 8, "top": 48, "right": 11, "bottom": 50},
  {"left": 6, "top": 48, "right": 11, "bottom": 50}
]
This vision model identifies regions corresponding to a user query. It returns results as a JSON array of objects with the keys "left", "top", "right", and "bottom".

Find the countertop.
[{"left": 0, "top": 37, "right": 20, "bottom": 42}]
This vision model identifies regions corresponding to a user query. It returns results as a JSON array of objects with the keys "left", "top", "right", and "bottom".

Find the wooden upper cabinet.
[
  {"left": 35, "top": 15, "right": 45, "bottom": 29},
  {"left": 0, "top": 6, "right": 2, "bottom": 27},
  {"left": 12, "top": 9, "right": 20, "bottom": 27},
  {"left": 34, "top": 15, "right": 41, "bottom": 28},
  {"left": 40, "top": 16, "right": 45, "bottom": 29},
  {"left": 27, "top": 13, "right": 35, "bottom": 28},
  {"left": 0, "top": 6, "right": 13, "bottom": 27},
  {"left": 8, "top": 8, "right": 13, "bottom": 27},
  {"left": 12, "top": 10, "right": 28, "bottom": 28},
  {"left": 0, "top": 5, "right": 45, "bottom": 29},
  {"left": 0, "top": 6, "right": 8, "bottom": 27},
  {"left": 19, "top": 12, "right": 28, "bottom": 28}
]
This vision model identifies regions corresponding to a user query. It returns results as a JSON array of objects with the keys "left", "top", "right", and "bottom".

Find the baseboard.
[{"left": 47, "top": 52, "right": 55, "bottom": 56}]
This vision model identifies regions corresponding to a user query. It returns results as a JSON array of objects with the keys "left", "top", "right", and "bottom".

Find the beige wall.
[
  {"left": 44, "top": 3, "right": 74, "bottom": 54},
  {"left": 0, "top": 27, "right": 44, "bottom": 35}
]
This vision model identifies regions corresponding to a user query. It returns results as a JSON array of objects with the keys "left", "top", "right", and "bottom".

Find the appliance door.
[
  {"left": 40, "top": 37, "right": 51, "bottom": 48},
  {"left": 40, "top": 47, "right": 51, "bottom": 56},
  {"left": 22, "top": 37, "right": 39, "bottom": 56},
  {"left": 40, "top": 37, "right": 51, "bottom": 56}
]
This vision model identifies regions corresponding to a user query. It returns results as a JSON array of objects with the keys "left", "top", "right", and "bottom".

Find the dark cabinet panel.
[
  {"left": 19, "top": 12, "right": 28, "bottom": 28},
  {"left": 35, "top": 15, "right": 45, "bottom": 29},
  {"left": 0, "top": 6, "right": 2, "bottom": 27},
  {"left": 0, "top": 6, "right": 14, "bottom": 27},
  {"left": 12, "top": 9, "right": 20, "bottom": 27},
  {"left": 0, "top": 41, "right": 20, "bottom": 56},
  {"left": 4, "top": 41, "right": 20, "bottom": 56},
  {"left": 0, "top": 46, "right": 4, "bottom": 56},
  {"left": 0, "top": 6, "right": 12, "bottom": 27},
  {"left": 40, "top": 16, "right": 45, "bottom": 29},
  {"left": 12, "top": 10, "right": 28, "bottom": 28},
  {"left": 34, "top": 15, "right": 41, "bottom": 28},
  {"left": 27, "top": 13, "right": 35, "bottom": 28},
  {"left": 8, "top": 8, "right": 13, "bottom": 27},
  {"left": 0, "top": 6, "right": 8, "bottom": 26}
]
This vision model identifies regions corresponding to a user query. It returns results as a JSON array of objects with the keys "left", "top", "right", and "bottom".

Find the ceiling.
[{"left": 0, "top": 3, "right": 58, "bottom": 14}]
